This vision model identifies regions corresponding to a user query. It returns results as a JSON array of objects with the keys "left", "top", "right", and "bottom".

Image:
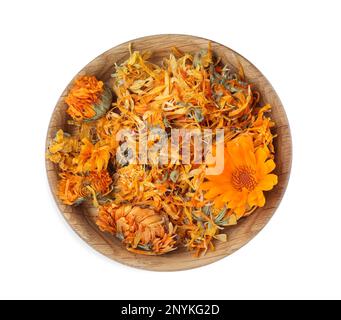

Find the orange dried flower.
[
  {"left": 87, "top": 170, "right": 112, "bottom": 195},
  {"left": 75, "top": 138, "right": 110, "bottom": 173},
  {"left": 65, "top": 76, "right": 112, "bottom": 121},
  {"left": 57, "top": 172, "right": 87, "bottom": 205},
  {"left": 46, "top": 129, "right": 79, "bottom": 172},
  {"left": 96, "top": 203, "right": 177, "bottom": 255},
  {"left": 57, "top": 171, "right": 112, "bottom": 206}
]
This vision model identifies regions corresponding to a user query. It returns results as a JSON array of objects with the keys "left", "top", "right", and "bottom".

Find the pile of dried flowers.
[{"left": 47, "top": 44, "right": 277, "bottom": 256}]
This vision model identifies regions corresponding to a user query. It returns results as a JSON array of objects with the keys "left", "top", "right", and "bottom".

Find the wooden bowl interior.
[{"left": 46, "top": 35, "right": 292, "bottom": 271}]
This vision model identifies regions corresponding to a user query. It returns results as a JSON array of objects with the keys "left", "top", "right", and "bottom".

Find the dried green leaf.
[{"left": 169, "top": 170, "right": 179, "bottom": 183}]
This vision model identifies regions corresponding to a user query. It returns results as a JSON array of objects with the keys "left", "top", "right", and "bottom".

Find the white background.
[{"left": 0, "top": 0, "right": 340, "bottom": 300}]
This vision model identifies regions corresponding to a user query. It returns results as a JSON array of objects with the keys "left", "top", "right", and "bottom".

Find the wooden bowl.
[{"left": 45, "top": 34, "right": 292, "bottom": 271}]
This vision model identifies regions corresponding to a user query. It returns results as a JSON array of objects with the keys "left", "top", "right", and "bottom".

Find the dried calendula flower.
[
  {"left": 65, "top": 76, "right": 112, "bottom": 122},
  {"left": 75, "top": 138, "right": 110, "bottom": 173},
  {"left": 86, "top": 170, "right": 112, "bottom": 196},
  {"left": 57, "top": 172, "right": 87, "bottom": 205},
  {"left": 46, "top": 129, "right": 79, "bottom": 172},
  {"left": 57, "top": 170, "right": 112, "bottom": 206},
  {"left": 96, "top": 203, "right": 177, "bottom": 255}
]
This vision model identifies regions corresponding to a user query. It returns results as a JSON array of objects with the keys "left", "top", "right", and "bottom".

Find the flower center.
[{"left": 231, "top": 166, "right": 257, "bottom": 191}]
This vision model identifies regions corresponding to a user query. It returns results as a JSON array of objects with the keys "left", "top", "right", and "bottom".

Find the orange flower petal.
[
  {"left": 264, "top": 159, "right": 276, "bottom": 174},
  {"left": 257, "top": 174, "right": 278, "bottom": 191}
]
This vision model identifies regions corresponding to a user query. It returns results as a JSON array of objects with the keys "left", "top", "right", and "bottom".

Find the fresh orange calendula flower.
[{"left": 201, "top": 134, "right": 278, "bottom": 218}]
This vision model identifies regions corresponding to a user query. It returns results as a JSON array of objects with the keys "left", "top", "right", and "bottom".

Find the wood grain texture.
[{"left": 45, "top": 34, "right": 292, "bottom": 271}]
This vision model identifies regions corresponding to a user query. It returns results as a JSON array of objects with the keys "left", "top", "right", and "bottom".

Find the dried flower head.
[
  {"left": 65, "top": 76, "right": 112, "bottom": 121},
  {"left": 97, "top": 204, "right": 177, "bottom": 255}
]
